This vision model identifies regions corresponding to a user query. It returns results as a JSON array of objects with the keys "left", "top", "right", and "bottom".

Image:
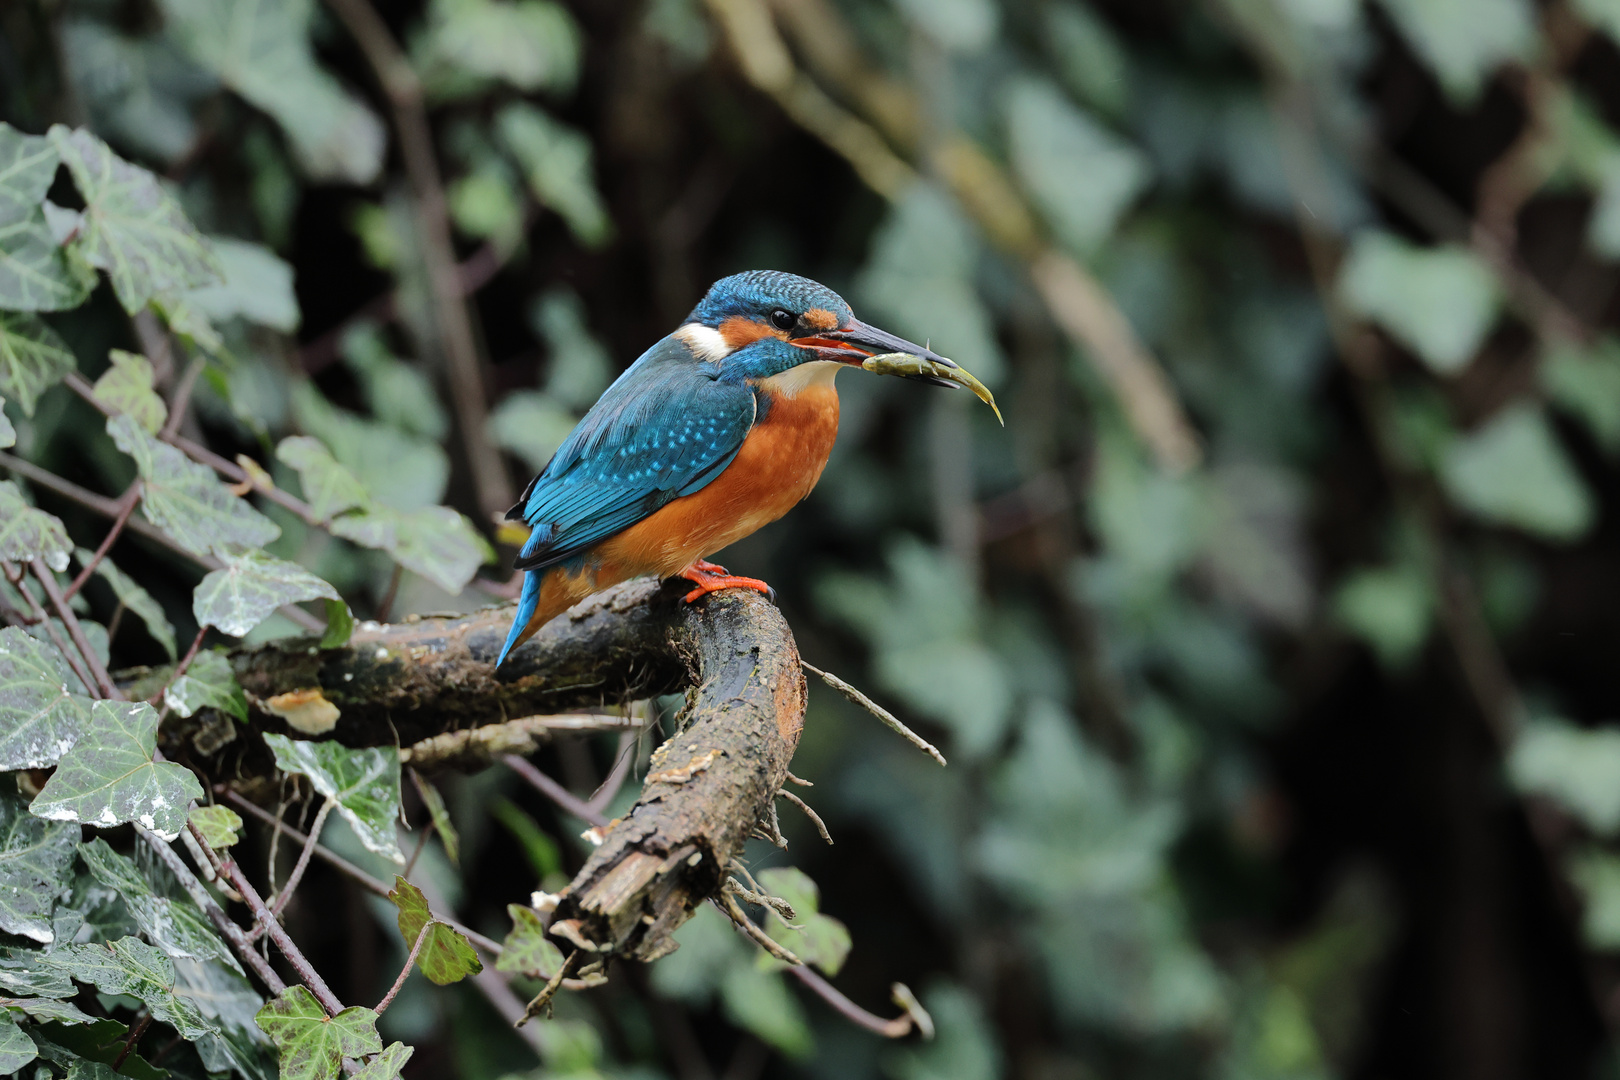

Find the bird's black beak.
[{"left": 794, "top": 318, "right": 1002, "bottom": 423}]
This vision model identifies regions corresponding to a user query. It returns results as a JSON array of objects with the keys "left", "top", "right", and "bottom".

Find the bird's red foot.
[{"left": 678, "top": 560, "right": 776, "bottom": 603}]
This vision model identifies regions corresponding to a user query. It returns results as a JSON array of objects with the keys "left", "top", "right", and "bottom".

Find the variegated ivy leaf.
[
  {"left": 187, "top": 804, "right": 242, "bottom": 848},
  {"left": 92, "top": 348, "right": 167, "bottom": 433},
  {"left": 0, "top": 994, "right": 92, "bottom": 1024},
  {"left": 77, "top": 838, "right": 236, "bottom": 968},
  {"left": 0, "top": 1012, "right": 34, "bottom": 1074},
  {"left": 49, "top": 937, "right": 217, "bottom": 1040},
  {"left": 0, "top": 625, "right": 93, "bottom": 771},
  {"left": 263, "top": 734, "right": 405, "bottom": 862},
  {"left": 254, "top": 986, "right": 381, "bottom": 1080},
  {"left": 0, "top": 310, "right": 75, "bottom": 416},
  {"left": 107, "top": 413, "right": 280, "bottom": 558},
  {"left": 353, "top": 1041, "right": 415, "bottom": 1080},
  {"left": 30, "top": 699, "right": 204, "bottom": 840},
  {"left": 48, "top": 124, "right": 224, "bottom": 314},
  {"left": 0, "top": 479, "right": 71, "bottom": 571},
  {"left": 193, "top": 548, "right": 340, "bottom": 637},
  {"left": 164, "top": 649, "right": 247, "bottom": 722},
  {"left": 173, "top": 955, "right": 278, "bottom": 1077},
  {"left": 496, "top": 903, "right": 564, "bottom": 979},
  {"left": 0, "top": 790, "right": 78, "bottom": 944},
  {"left": 330, "top": 504, "right": 494, "bottom": 595},
  {"left": 277, "top": 435, "right": 369, "bottom": 521},
  {"left": 74, "top": 547, "right": 177, "bottom": 659},
  {"left": 0, "top": 122, "right": 92, "bottom": 312}
]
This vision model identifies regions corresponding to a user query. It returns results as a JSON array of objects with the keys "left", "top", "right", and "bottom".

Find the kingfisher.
[{"left": 495, "top": 270, "right": 999, "bottom": 667}]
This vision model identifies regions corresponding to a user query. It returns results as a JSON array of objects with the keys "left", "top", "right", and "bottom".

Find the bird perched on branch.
[{"left": 496, "top": 270, "right": 999, "bottom": 666}]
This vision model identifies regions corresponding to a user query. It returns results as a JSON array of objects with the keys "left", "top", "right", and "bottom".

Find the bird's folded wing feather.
[{"left": 510, "top": 337, "right": 756, "bottom": 572}]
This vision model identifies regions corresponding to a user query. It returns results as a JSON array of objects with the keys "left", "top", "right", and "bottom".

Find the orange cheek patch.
[
  {"left": 719, "top": 316, "right": 786, "bottom": 350},
  {"left": 803, "top": 308, "right": 838, "bottom": 330}
]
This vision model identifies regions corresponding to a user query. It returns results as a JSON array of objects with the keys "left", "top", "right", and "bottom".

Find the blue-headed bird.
[{"left": 495, "top": 270, "right": 998, "bottom": 666}]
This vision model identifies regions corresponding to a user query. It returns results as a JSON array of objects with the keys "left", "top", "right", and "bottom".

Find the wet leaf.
[
  {"left": 192, "top": 548, "right": 339, "bottom": 638},
  {"left": 187, "top": 804, "right": 241, "bottom": 848},
  {"left": 0, "top": 993, "right": 93, "bottom": 1024},
  {"left": 0, "top": 626, "right": 93, "bottom": 771},
  {"left": 0, "top": 311, "right": 76, "bottom": 416},
  {"left": 0, "top": 480, "right": 71, "bottom": 572},
  {"left": 0, "top": 791, "right": 78, "bottom": 943},
  {"left": 108, "top": 413, "right": 280, "bottom": 558},
  {"left": 49, "top": 937, "right": 216, "bottom": 1039},
  {"left": 255, "top": 985, "right": 380, "bottom": 1080},
  {"left": 163, "top": 649, "right": 248, "bottom": 722},
  {"left": 263, "top": 735, "right": 405, "bottom": 862},
  {"left": 30, "top": 699, "right": 204, "bottom": 841},
  {"left": 171, "top": 955, "right": 276, "bottom": 1078},
  {"left": 76, "top": 838, "right": 233, "bottom": 969},
  {"left": 49, "top": 125, "right": 223, "bottom": 313},
  {"left": 0, "top": 1011, "right": 35, "bottom": 1074},
  {"left": 387, "top": 876, "right": 482, "bottom": 985},
  {"left": 496, "top": 903, "right": 564, "bottom": 979},
  {"left": 91, "top": 349, "right": 166, "bottom": 433},
  {"left": 74, "top": 548, "right": 177, "bottom": 660},
  {"left": 0, "top": 122, "right": 92, "bottom": 312}
]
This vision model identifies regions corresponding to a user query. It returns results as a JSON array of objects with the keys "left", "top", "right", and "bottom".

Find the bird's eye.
[{"left": 769, "top": 309, "right": 795, "bottom": 330}]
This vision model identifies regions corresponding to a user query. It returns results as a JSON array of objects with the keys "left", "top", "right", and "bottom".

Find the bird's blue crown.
[{"left": 686, "top": 271, "right": 852, "bottom": 329}]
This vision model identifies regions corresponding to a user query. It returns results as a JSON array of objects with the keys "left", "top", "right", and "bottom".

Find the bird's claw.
[{"left": 678, "top": 561, "right": 776, "bottom": 604}]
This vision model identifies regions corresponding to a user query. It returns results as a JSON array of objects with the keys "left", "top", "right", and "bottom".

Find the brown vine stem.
[
  {"left": 63, "top": 482, "right": 140, "bottom": 600},
  {"left": 374, "top": 921, "right": 430, "bottom": 1016},
  {"left": 162, "top": 357, "right": 205, "bottom": 439},
  {"left": 789, "top": 967, "right": 927, "bottom": 1039},
  {"left": 270, "top": 797, "right": 334, "bottom": 917},
  {"left": 320, "top": 0, "right": 514, "bottom": 521},
  {"left": 4, "top": 562, "right": 97, "bottom": 696},
  {"left": 31, "top": 558, "right": 118, "bottom": 699},
  {"left": 505, "top": 754, "right": 608, "bottom": 827}
]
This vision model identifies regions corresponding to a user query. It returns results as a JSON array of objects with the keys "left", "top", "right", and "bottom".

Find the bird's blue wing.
[{"left": 509, "top": 335, "right": 757, "bottom": 572}]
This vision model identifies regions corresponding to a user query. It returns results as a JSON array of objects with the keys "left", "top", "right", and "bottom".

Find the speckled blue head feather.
[{"left": 686, "top": 271, "right": 853, "bottom": 329}]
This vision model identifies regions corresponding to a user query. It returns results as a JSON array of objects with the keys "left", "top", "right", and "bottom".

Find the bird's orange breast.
[{"left": 595, "top": 379, "right": 841, "bottom": 578}]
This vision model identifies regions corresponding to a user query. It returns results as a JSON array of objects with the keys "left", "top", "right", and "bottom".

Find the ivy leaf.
[
  {"left": 409, "top": 771, "right": 459, "bottom": 867},
  {"left": 756, "top": 867, "right": 852, "bottom": 976},
  {"left": 163, "top": 649, "right": 247, "bottom": 723},
  {"left": 76, "top": 838, "right": 235, "bottom": 968},
  {"left": 320, "top": 599, "right": 354, "bottom": 650},
  {"left": 0, "top": 400, "right": 13, "bottom": 448},
  {"left": 254, "top": 985, "right": 381, "bottom": 1080},
  {"left": 0, "top": 479, "right": 71, "bottom": 572},
  {"left": 1, "top": 993, "right": 94, "bottom": 1024},
  {"left": 1440, "top": 404, "right": 1595, "bottom": 541},
  {"left": 29, "top": 699, "right": 205, "bottom": 841},
  {"left": 1373, "top": 0, "right": 1533, "bottom": 104},
  {"left": 354, "top": 1041, "right": 414, "bottom": 1080},
  {"left": 184, "top": 237, "right": 300, "bottom": 332},
  {"left": 187, "top": 804, "right": 242, "bottom": 848},
  {"left": 1339, "top": 231, "right": 1500, "bottom": 375},
  {"left": 108, "top": 413, "right": 280, "bottom": 558},
  {"left": 91, "top": 349, "right": 167, "bottom": 433},
  {"left": 496, "top": 904, "right": 564, "bottom": 979},
  {"left": 330, "top": 504, "right": 494, "bottom": 595},
  {"left": 0, "top": 791, "right": 78, "bottom": 943},
  {"left": 418, "top": 0, "right": 580, "bottom": 94},
  {"left": 0, "top": 122, "right": 92, "bottom": 312},
  {"left": 0, "top": 625, "right": 93, "bottom": 771},
  {"left": 193, "top": 548, "right": 339, "bottom": 638},
  {"left": 48, "top": 125, "right": 223, "bottom": 313},
  {"left": 387, "top": 876, "right": 482, "bottom": 985},
  {"left": 173, "top": 955, "right": 277, "bottom": 1078},
  {"left": 49, "top": 937, "right": 216, "bottom": 1039},
  {"left": 262, "top": 735, "right": 405, "bottom": 862},
  {"left": 495, "top": 103, "right": 611, "bottom": 247},
  {"left": 0, "top": 311, "right": 76, "bottom": 416},
  {"left": 73, "top": 548, "right": 176, "bottom": 660},
  {"left": 0, "top": 1011, "right": 35, "bottom": 1074},
  {"left": 276, "top": 436, "right": 369, "bottom": 521},
  {"left": 156, "top": 0, "right": 385, "bottom": 186}
]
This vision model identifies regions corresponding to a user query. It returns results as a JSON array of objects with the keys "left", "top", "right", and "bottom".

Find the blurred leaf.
[
  {"left": 449, "top": 163, "right": 525, "bottom": 245},
  {"left": 290, "top": 382, "right": 450, "bottom": 510},
  {"left": 0, "top": 790, "right": 78, "bottom": 944},
  {"left": 720, "top": 962, "right": 812, "bottom": 1058},
  {"left": 495, "top": 103, "right": 612, "bottom": 246},
  {"left": 1439, "top": 404, "right": 1594, "bottom": 540},
  {"left": 108, "top": 413, "right": 282, "bottom": 558},
  {"left": 1, "top": 994, "right": 93, "bottom": 1024},
  {"left": 1373, "top": 0, "right": 1534, "bottom": 103},
  {"left": 889, "top": 0, "right": 998, "bottom": 51},
  {"left": 29, "top": 1016, "right": 169, "bottom": 1078},
  {"left": 0, "top": 480, "right": 72, "bottom": 572},
  {"left": 0, "top": 626, "right": 93, "bottom": 771},
  {"left": 92, "top": 349, "right": 167, "bottom": 433},
  {"left": 193, "top": 548, "right": 340, "bottom": 638},
  {"left": 49, "top": 125, "right": 223, "bottom": 314},
  {"left": 497, "top": 904, "right": 564, "bottom": 978},
  {"left": 1203, "top": 462, "right": 1313, "bottom": 628},
  {"left": 1006, "top": 77, "right": 1150, "bottom": 256},
  {"left": 1576, "top": 0, "right": 1620, "bottom": 43},
  {"left": 330, "top": 504, "right": 493, "bottom": 595},
  {"left": 410, "top": 772, "right": 459, "bottom": 867},
  {"left": 1045, "top": 1, "right": 1131, "bottom": 117},
  {"left": 77, "top": 838, "right": 234, "bottom": 967},
  {"left": 254, "top": 985, "right": 381, "bottom": 1080},
  {"left": 74, "top": 548, "right": 177, "bottom": 659},
  {"left": 885, "top": 984, "right": 1000, "bottom": 1080},
  {"left": 418, "top": 0, "right": 580, "bottom": 95},
  {"left": 188, "top": 804, "right": 242, "bottom": 848},
  {"left": 157, "top": 0, "right": 386, "bottom": 185},
  {"left": 0, "top": 401, "right": 12, "bottom": 448},
  {"left": 277, "top": 435, "right": 370, "bottom": 521},
  {"left": 340, "top": 326, "right": 449, "bottom": 441},
  {"left": 354, "top": 1042, "right": 415, "bottom": 1080},
  {"left": 164, "top": 649, "right": 248, "bottom": 723},
  {"left": 321, "top": 599, "right": 354, "bottom": 650},
  {"left": 0, "top": 122, "right": 92, "bottom": 312},
  {"left": 489, "top": 797, "right": 562, "bottom": 880},
  {"left": 0, "top": 1013, "right": 33, "bottom": 1073},
  {"left": 1331, "top": 564, "right": 1433, "bottom": 669},
  {"left": 650, "top": 903, "right": 750, "bottom": 1004},
  {"left": 1541, "top": 338, "right": 1620, "bottom": 454},
  {"left": 387, "top": 876, "right": 482, "bottom": 985},
  {"left": 1339, "top": 231, "right": 1499, "bottom": 374},
  {"left": 532, "top": 286, "right": 611, "bottom": 409},
  {"left": 1569, "top": 848, "right": 1620, "bottom": 950},
  {"left": 1509, "top": 719, "right": 1620, "bottom": 834},
  {"left": 487, "top": 390, "right": 577, "bottom": 473},
  {"left": 30, "top": 700, "right": 205, "bottom": 841},
  {"left": 51, "top": 937, "right": 217, "bottom": 1039},
  {"left": 756, "top": 867, "right": 852, "bottom": 976},
  {"left": 185, "top": 238, "right": 300, "bottom": 332},
  {"left": 172, "top": 954, "right": 277, "bottom": 1079},
  {"left": 644, "top": 0, "right": 712, "bottom": 64},
  {"left": 263, "top": 734, "right": 406, "bottom": 863},
  {"left": 58, "top": 20, "right": 213, "bottom": 166},
  {"left": 0, "top": 311, "right": 76, "bottom": 416}
]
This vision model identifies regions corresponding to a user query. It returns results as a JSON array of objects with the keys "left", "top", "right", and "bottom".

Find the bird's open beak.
[{"left": 792, "top": 319, "right": 1003, "bottom": 425}]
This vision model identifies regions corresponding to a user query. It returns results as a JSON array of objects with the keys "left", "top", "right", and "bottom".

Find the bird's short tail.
[{"left": 496, "top": 570, "right": 543, "bottom": 668}]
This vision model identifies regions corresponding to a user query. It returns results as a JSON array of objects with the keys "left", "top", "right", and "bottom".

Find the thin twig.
[
  {"left": 801, "top": 661, "right": 945, "bottom": 765},
  {"left": 271, "top": 797, "right": 335, "bottom": 916},
  {"left": 64, "top": 482, "right": 140, "bottom": 600},
  {"left": 32, "top": 558, "right": 118, "bottom": 698},
  {"left": 716, "top": 891, "right": 801, "bottom": 965},
  {"left": 517, "top": 950, "right": 582, "bottom": 1025},
  {"left": 504, "top": 754, "right": 608, "bottom": 827},
  {"left": 163, "top": 357, "right": 205, "bottom": 439},
  {"left": 5, "top": 563, "right": 97, "bottom": 695},
  {"left": 586, "top": 732, "right": 637, "bottom": 816},
  {"left": 110, "top": 1011, "right": 152, "bottom": 1068},
  {"left": 166, "top": 431, "right": 320, "bottom": 526},
  {"left": 777, "top": 789, "right": 832, "bottom": 845},
  {"left": 790, "top": 967, "right": 931, "bottom": 1039},
  {"left": 374, "top": 921, "right": 430, "bottom": 1016}
]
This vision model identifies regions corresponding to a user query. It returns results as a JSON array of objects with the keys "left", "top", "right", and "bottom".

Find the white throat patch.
[
  {"left": 674, "top": 323, "right": 731, "bottom": 362},
  {"left": 761, "top": 360, "right": 843, "bottom": 397}
]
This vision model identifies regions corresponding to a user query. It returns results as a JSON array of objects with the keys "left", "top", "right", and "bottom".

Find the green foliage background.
[{"left": 4, "top": 0, "right": 1620, "bottom": 1076}]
